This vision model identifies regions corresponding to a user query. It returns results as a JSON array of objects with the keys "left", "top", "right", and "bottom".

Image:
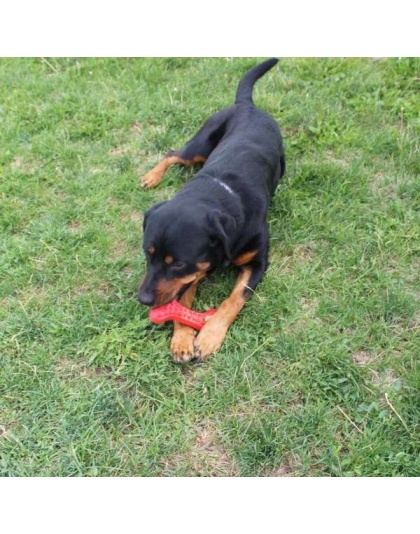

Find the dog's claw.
[
  {"left": 192, "top": 347, "right": 203, "bottom": 364},
  {"left": 172, "top": 346, "right": 205, "bottom": 365},
  {"left": 172, "top": 352, "right": 193, "bottom": 364}
]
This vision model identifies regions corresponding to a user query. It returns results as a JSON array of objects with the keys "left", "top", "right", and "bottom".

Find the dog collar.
[{"left": 211, "top": 177, "right": 236, "bottom": 197}]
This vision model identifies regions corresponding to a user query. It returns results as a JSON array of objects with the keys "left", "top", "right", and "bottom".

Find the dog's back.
[{"left": 179, "top": 58, "right": 284, "bottom": 195}]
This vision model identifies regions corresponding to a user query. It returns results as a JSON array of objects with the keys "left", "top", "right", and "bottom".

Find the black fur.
[{"left": 139, "top": 58, "right": 285, "bottom": 307}]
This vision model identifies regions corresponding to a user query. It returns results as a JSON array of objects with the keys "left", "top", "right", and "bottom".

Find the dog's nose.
[{"left": 138, "top": 290, "right": 155, "bottom": 306}]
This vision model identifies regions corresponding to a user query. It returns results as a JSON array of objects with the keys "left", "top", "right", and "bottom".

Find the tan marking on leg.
[
  {"left": 140, "top": 154, "right": 207, "bottom": 189},
  {"left": 171, "top": 283, "right": 198, "bottom": 363},
  {"left": 233, "top": 249, "right": 258, "bottom": 266},
  {"left": 188, "top": 155, "right": 207, "bottom": 165},
  {"left": 140, "top": 155, "right": 182, "bottom": 189},
  {"left": 193, "top": 268, "right": 252, "bottom": 360}
]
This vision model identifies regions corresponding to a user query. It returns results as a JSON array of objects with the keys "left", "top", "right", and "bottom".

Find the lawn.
[{"left": 0, "top": 57, "right": 419, "bottom": 476}]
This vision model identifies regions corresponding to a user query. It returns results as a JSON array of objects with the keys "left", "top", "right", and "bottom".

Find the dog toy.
[{"left": 149, "top": 300, "right": 216, "bottom": 330}]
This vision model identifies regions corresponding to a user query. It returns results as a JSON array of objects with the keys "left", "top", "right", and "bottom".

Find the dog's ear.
[
  {"left": 143, "top": 201, "right": 168, "bottom": 232},
  {"left": 207, "top": 210, "right": 237, "bottom": 259}
]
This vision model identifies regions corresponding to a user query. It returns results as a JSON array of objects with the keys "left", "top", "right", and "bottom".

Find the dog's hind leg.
[
  {"left": 140, "top": 107, "right": 234, "bottom": 189},
  {"left": 141, "top": 152, "right": 206, "bottom": 189}
]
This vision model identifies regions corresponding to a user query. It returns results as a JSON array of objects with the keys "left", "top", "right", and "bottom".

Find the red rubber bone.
[{"left": 149, "top": 300, "right": 216, "bottom": 331}]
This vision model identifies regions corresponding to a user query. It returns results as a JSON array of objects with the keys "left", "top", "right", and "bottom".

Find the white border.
[
  {"left": 1, "top": 478, "right": 419, "bottom": 532},
  {"left": 1, "top": 1, "right": 419, "bottom": 56}
]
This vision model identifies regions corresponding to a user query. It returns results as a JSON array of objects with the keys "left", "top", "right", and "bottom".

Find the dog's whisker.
[{"left": 241, "top": 282, "right": 263, "bottom": 302}]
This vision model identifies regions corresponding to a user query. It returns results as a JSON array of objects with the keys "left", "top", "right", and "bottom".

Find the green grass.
[{"left": 0, "top": 57, "right": 419, "bottom": 476}]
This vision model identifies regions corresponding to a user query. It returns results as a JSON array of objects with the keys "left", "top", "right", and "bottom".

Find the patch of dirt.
[
  {"left": 162, "top": 424, "right": 239, "bottom": 477},
  {"left": 284, "top": 296, "right": 319, "bottom": 334},
  {"left": 353, "top": 352, "right": 401, "bottom": 393},
  {"left": 260, "top": 448, "right": 320, "bottom": 477},
  {"left": 55, "top": 357, "right": 84, "bottom": 379},
  {"left": 90, "top": 167, "right": 105, "bottom": 174},
  {"left": 108, "top": 239, "right": 127, "bottom": 261},
  {"left": 121, "top": 211, "right": 143, "bottom": 231},
  {"left": 108, "top": 147, "right": 127, "bottom": 156},
  {"left": 353, "top": 350, "right": 377, "bottom": 366},
  {"left": 55, "top": 357, "right": 110, "bottom": 380},
  {"left": 1, "top": 297, "right": 11, "bottom": 310},
  {"left": 130, "top": 211, "right": 143, "bottom": 222},
  {"left": 11, "top": 157, "right": 35, "bottom": 173},
  {"left": 325, "top": 150, "right": 351, "bottom": 168},
  {"left": 12, "top": 286, "right": 50, "bottom": 308},
  {"left": 12, "top": 157, "right": 24, "bottom": 168},
  {"left": 272, "top": 242, "right": 319, "bottom": 276},
  {"left": 122, "top": 266, "right": 135, "bottom": 277},
  {"left": 291, "top": 242, "right": 317, "bottom": 262},
  {"left": 74, "top": 281, "right": 111, "bottom": 297},
  {"left": 371, "top": 368, "right": 399, "bottom": 390},
  {"left": 409, "top": 312, "right": 419, "bottom": 330},
  {"left": 68, "top": 221, "right": 81, "bottom": 233},
  {"left": 0, "top": 424, "right": 13, "bottom": 441},
  {"left": 262, "top": 464, "right": 293, "bottom": 477},
  {"left": 191, "top": 425, "right": 239, "bottom": 476},
  {"left": 371, "top": 172, "right": 404, "bottom": 202},
  {"left": 131, "top": 122, "right": 142, "bottom": 133},
  {"left": 282, "top": 126, "right": 301, "bottom": 139}
]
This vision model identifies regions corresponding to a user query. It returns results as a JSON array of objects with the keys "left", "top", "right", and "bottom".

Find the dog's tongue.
[{"left": 149, "top": 300, "right": 216, "bottom": 330}]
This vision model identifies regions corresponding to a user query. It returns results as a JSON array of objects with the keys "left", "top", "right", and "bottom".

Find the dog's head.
[{"left": 138, "top": 200, "right": 236, "bottom": 307}]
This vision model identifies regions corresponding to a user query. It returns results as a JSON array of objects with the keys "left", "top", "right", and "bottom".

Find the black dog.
[{"left": 139, "top": 58, "right": 285, "bottom": 362}]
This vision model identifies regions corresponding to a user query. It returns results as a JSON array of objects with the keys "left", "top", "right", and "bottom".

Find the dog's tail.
[{"left": 235, "top": 58, "right": 278, "bottom": 105}]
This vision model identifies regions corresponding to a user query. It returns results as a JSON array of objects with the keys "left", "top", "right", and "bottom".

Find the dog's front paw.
[
  {"left": 193, "top": 318, "right": 228, "bottom": 362},
  {"left": 171, "top": 327, "right": 196, "bottom": 364}
]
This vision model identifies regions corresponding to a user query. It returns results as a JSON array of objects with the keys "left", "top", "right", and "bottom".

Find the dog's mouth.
[
  {"left": 150, "top": 280, "right": 194, "bottom": 309},
  {"left": 175, "top": 280, "right": 194, "bottom": 300},
  {"left": 141, "top": 267, "right": 209, "bottom": 308}
]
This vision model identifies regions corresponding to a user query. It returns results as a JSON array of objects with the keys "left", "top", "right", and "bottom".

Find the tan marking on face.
[
  {"left": 196, "top": 261, "right": 211, "bottom": 272},
  {"left": 233, "top": 250, "right": 258, "bottom": 266},
  {"left": 147, "top": 246, "right": 155, "bottom": 255},
  {"left": 164, "top": 255, "right": 174, "bottom": 265}
]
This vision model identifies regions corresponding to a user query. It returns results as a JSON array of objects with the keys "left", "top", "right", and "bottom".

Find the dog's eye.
[
  {"left": 146, "top": 246, "right": 155, "bottom": 258},
  {"left": 172, "top": 261, "right": 187, "bottom": 270}
]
